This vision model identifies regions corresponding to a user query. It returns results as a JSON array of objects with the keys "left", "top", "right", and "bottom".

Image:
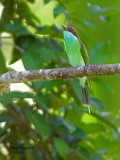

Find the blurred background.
[{"left": 0, "top": 0, "right": 120, "bottom": 159}]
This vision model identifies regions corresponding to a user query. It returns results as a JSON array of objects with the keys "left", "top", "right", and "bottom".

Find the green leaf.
[
  {"left": 70, "top": 147, "right": 91, "bottom": 160},
  {"left": 54, "top": 5, "right": 67, "bottom": 17},
  {"left": 91, "top": 112, "right": 117, "bottom": 131},
  {"left": 37, "top": 24, "right": 63, "bottom": 38},
  {"left": 54, "top": 138, "right": 70, "bottom": 159},
  {"left": 93, "top": 134, "right": 108, "bottom": 151},
  {"left": 22, "top": 39, "right": 58, "bottom": 70},
  {"left": 46, "top": 38, "right": 63, "bottom": 53},
  {"left": 90, "top": 5, "right": 108, "bottom": 15},
  {"left": 66, "top": 106, "right": 83, "bottom": 127},
  {"left": 17, "top": 1, "right": 40, "bottom": 24},
  {"left": 80, "top": 19, "right": 95, "bottom": 30},
  {"left": 68, "top": 79, "right": 82, "bottom": 105},
  {"left": 44, "top": 0, "right": 50, "bottom": 4},
  {"left": 92, "top": 78, "right": 114, "bottom": 93},
  {"left": 114, "top": 74, "right": 120, "bottom": 79},
  {"left": 0, "top": 92, "right": 48, "bottom": 110},
  {"left": 4, "top": 23, "right": 29, "bottom": 36},
  {"left": 0, "top": 133, "right": 9, "bottom": 143},
  {"left": 10, "top": 35, "right": 35, "bottom": 64},
  {"left": 40, "top": 80, "right": 64, "bottom": 93},
  {"left": 0, "top": 115, "right": 15, "bottom": 122},
  {"left": 25, "top": 111, "right": 51, "bottom": 140},
  {"left": 0, "top": 42, "right": 3, "bottom": 46},
  {"left": 62, "top": 119, "right": 76, "bottom": 133},
  {"left": 0, "top": 49, "right": 7, "bottom": 74},
  {"left": 0, "top": 91, "right": 33, "bottom": 105},
  {"left": 22, "top": 52, "right": 36, "bottom": 70},
  {"left": 54, "top": 5, "right": 70, "bottom": 23},
  {"left": 50, "top": 94, "right": 69, "bottom": 109},
  {"left": 89, "top": 42, "right": 111, "bottom": 64},
  {"left": 73, "top": 128, "right": 87, "bottom": 140},
  {"left": 90, "top": 96, "right": 105, "bottom": 112},
  {"left": 90, "top": 5, "right": 120, "bottom": 16},
  {"left": 27, "top": 0, "right": 35, "bottom": 3},
  {"left": 1, "top": 0, "right": 14, "bottom": 22},
  {"left": 80, "top": 123, "right": 105, "bottom": 133}
]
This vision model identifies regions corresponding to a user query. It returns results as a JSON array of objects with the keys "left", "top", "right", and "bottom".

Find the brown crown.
[{"left": 67, "top": 26, "right": 79, "bottom": 40}]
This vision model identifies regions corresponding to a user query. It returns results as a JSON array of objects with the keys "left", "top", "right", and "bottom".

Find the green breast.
[{"left": 63, "top": 31, "right": 85, "bottom": 67}]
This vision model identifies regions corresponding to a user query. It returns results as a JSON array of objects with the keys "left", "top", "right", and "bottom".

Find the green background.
[{"left": 0, "top": 0, "right": 120, "bottom": 159}]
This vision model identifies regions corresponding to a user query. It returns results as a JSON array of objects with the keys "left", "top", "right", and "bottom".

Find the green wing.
[
  {"left": 64, "top": 39, "right": 85, "bottom": 67},
  {"left": 80, "top": 41, "right": 89, "bottom": 64}
]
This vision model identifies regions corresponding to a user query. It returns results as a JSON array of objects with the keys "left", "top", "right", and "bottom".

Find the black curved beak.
[{"left": 61, "top": 24, "right": 68, "bottom": 30}]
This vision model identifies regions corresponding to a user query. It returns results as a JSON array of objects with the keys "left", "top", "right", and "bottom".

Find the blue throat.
[{"left": 63, "top": 31, "right": 78, "bottom": 41}]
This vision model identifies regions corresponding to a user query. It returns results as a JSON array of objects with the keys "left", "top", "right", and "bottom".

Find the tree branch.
[{"left": 0, "top": 63, "right": 120, "bottom": 92}]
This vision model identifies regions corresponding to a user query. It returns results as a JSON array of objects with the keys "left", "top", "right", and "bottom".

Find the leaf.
[
  {"left": 44, "top": 0, "right": 50, "bottom": 4},
  {"left": 80, "top": 123, "right": 105, "bottom": 133},
  {"left": 0, "top": 92, "right": 33, "bottom": 105},
  {"left": 0, "top": 92, "right": 48, "bottom": 110},
  {"left": 0, "top": 42, "right": 3, "bottom": 46},
  {"left": 51, "top": 118, "right": 70, "bottom": 134},
  {"left": 17, "top": 1, "right": 40, "bottom": 24},
  {"left": 70, "top": 147, "right": 91, "bottom": 160},
  {"left": 37, "top": 24, "right": 63, "bottom": 39},
  {"left": 1, "top": 0, "right": 14, "bottom": 22},
  {"left": 114, "top": 74, "right": 120, "bottom": 79},
  {"left": 10, "top": 35, "right": 35, "bottom": 64},
  {"left": 25, "top": 111, "right": 51, "bottom": 140},
  {"left": 46, "top": 38, "right": 63, "bottom": 53},
  {"left": 0, "top": 126, "right": 9, "bottom": 143},
  {"left": 66, "top": 106, "right": 84, "bottom": 127},
  {"left": 92, "top": 78, "right": 114, "bottom": 93},
  {"left": 90, "top": 5, "right": 108, "bottom": 15},
  {"left": 54, "top": 5, "right": 70, "bottom": 23},
  {"left": 89, "top": 42, "right": 111, "bottom": 65},
  {"left": 22, "top": 39, "right": 58, "bottom": 70},
  {"left": 62, "top": 119, "right": 76, "bottom": 133},
  {"left": 4, "top": 23, "right": 29, "bottom": 36},
  {"left": 54, "top": 5, "right": 67, "bottom": 17},
  {"left": 0, "top": 133, "right": 9, "bottom": 143},
  {"left": 89, "top": 154, "right": 104, "bottom": 160},
  {"left": 0, "top": 49, "right": 7, "bottom": 74},
  {"left": 50, "top": 94, "right": 69, "bottom": 109},
  {"left": 91, "top": 112, "right": 117, "bottom": 131},
  {"left": 27, "top": 0, "right": 35, "bottom": 3},
  {"left": 80, "top": 19, "right": 95, "bottom": 30},
  {"left": 22, "top": 52, "right": 36, "bottom": 70},
  {"left": 93, "top": 134, "right": 108, "bottom": 151},
  {"left": 73, "top": 128, "right": 87, "bottom": 140},
  {"left": 67, "top": 79, "right": 82, "bottom": 105},
  {"left": 54, "top": 138, "right": 70, "bottom": 159},
  {"left": 0, "top": 115, "right": 15, "bottom": 122},
  {"left": 90, "top": 96, "right": 105, "bottom": 112}
]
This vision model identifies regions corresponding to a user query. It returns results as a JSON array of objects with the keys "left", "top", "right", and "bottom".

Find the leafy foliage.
[{"left": 0, "top": 0, "right": 120, "bottom": 159}]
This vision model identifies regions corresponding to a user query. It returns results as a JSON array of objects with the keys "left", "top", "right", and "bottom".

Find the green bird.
[{"left": 62, "top": 24, "right": 90, "bottom": 113}]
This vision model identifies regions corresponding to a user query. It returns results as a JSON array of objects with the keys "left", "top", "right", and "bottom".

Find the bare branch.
[{"left": 0, "top": 63, "right": 120, "bottom": 92}]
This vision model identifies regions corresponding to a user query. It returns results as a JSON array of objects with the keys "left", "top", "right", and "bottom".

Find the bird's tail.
[
  {"left": 81, "top": 82, "right": 90, "bottom": 113},
  {"left": 81, "top": 82, "right": 89, "bottom": 105},
  {"left": 79, "top": 77, "right": 90, "bottom": 113}
]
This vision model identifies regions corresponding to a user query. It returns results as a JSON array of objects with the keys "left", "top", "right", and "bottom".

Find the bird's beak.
[{"left": 61, "top": 24, "right": 68, "bottom": 31}]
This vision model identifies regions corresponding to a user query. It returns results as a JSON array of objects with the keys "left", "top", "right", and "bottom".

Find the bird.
[{"left": 61, "top": 24, "right": 90, "bottom": 113}]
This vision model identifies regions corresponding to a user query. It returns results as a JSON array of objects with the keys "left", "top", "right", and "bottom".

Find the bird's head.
[{"left": 61, "top": 24, "right": 79, "bottom": 39}]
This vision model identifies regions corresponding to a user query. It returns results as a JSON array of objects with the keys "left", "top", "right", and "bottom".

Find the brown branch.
[{"left": 0, "top": 63, "right": 120, "bottom": 92}]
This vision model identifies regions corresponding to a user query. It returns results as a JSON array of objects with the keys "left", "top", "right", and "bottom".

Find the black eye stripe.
[{"left": 69, "top": 31, "right": 77, "bottom": 37}]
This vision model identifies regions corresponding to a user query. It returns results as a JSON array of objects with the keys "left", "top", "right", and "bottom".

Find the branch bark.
[{"left": 0, "top": 63, "right": 120, "bottom": 92}]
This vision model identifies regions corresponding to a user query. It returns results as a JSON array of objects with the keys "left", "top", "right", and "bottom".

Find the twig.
[{"left": 0, "top": 63, "right": 120, "bottom": 92}]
